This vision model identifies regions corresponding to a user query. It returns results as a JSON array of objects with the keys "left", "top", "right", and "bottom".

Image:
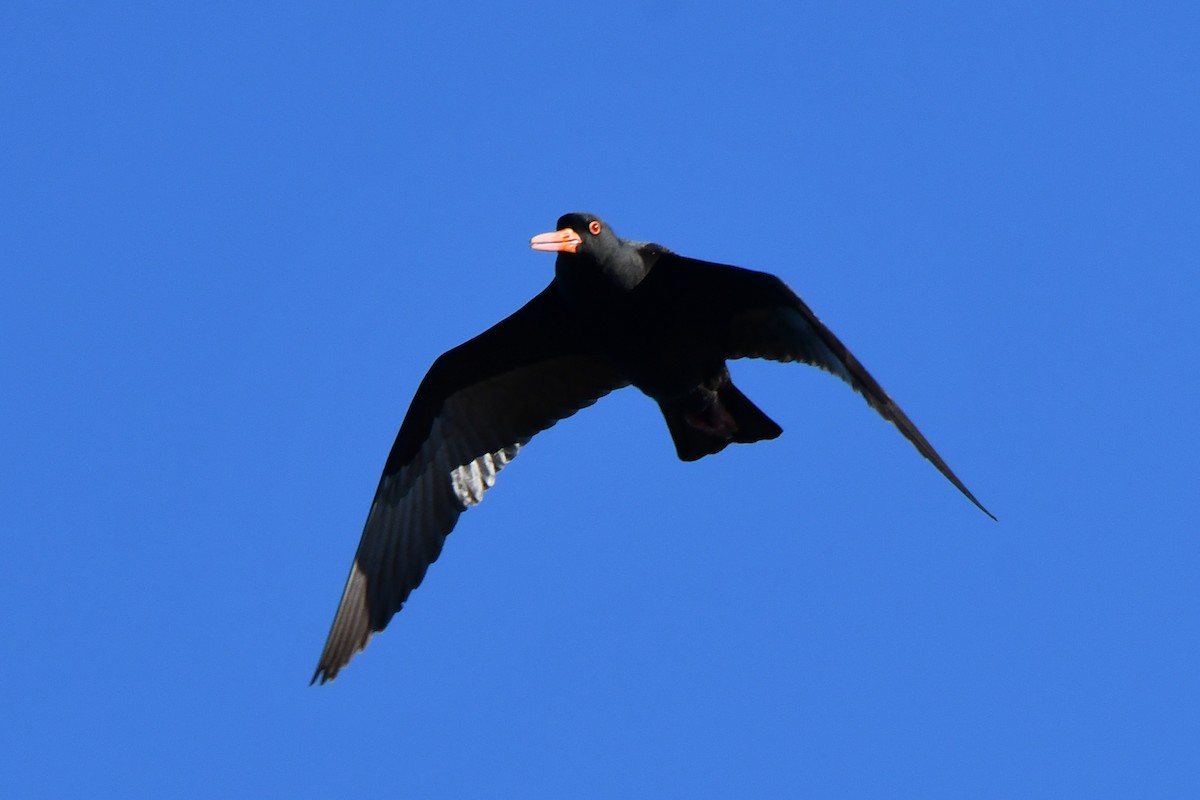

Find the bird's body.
[
  {"left": 311, "top": 213, "right": 992, "bottom": 684},
  {"left": 553, "top": 241, "right": 787, "bottom": 458}
]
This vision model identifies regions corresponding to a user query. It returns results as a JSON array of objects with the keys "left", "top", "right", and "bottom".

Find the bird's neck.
[{"left": 554, "top": 250, "right": 650, "bottom": 306}]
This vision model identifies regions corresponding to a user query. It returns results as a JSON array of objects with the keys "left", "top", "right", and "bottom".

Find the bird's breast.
[{"left": 571, "top": 311, "right": 718, "bottom": 403}]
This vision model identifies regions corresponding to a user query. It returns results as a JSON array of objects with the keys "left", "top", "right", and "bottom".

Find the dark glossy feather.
[
  {"left": 313, "top": 215, "right": 993, "bottom": 684},
  {"left": 646, "top": 250, "right": 994, "bottom": 520},
  {"left": 312, "top": 288, "right": 627, "bottom": 684}
]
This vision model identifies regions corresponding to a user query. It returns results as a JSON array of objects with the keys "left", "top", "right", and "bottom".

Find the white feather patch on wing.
[{"left": 449, "top": 444, "right": 519, "bottom": 507}]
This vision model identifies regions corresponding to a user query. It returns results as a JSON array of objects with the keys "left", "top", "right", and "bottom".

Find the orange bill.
[{"left": 530, "top": 228, "right": 582, "bottom": 254}]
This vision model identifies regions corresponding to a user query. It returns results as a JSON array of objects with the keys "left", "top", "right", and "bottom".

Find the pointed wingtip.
[
  {"left": 924, "top": 449, "right": 996, "bottom": 523},
  {"left": 310, "top": 654, "right": 345, "bottom": 686},
  {"left": 958, "top": 485, "right": 997, "bottom": 522}
]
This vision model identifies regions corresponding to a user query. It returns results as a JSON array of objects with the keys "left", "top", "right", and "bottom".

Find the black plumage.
[{"left": 311, "top": 212, "right": 992, "bottom": 684}]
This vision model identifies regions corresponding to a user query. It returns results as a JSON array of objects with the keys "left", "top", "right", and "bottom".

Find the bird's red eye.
[{"left": 588, "top": 220, "right": 602, "bottom": 235}]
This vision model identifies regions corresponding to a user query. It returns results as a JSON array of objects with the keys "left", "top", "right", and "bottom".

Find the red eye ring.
[{"left": 588, "top": 220, "right": 602, "bottom": 235}]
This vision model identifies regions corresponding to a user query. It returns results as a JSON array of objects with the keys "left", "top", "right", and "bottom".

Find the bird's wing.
[
  {"left": 648, "top": 249, "right": 993, "bottom": 519},
  {"left": 313, "top": 286, "right": 628, "bottom": 683}
]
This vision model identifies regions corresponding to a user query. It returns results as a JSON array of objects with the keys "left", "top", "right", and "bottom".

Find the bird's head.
[
  {"left": 530, "top": 212, "right": 622, "bottom": 261},
  {"left": 531, "top": 213, "right": 650, "bottom": 297}
]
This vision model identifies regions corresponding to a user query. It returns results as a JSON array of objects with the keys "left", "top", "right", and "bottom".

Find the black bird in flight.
[{"left": 312, "top": 212, "right": 993, "bottom": 684}]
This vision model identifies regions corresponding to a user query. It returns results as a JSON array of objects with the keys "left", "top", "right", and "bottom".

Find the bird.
[{"left": 311, "top": 212, "right": 993, "bottom": 684}]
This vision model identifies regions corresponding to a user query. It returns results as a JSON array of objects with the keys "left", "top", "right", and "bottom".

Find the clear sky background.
[{"left": 3, "top": 2, "right": 1197, "bottom": 797}]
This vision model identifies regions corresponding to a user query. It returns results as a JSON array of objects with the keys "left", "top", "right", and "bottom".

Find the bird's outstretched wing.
[
  {"left": 646, "top": 249, "right": 993, "bottom": 520},
  {"left": 313, "top": 286, "right": 628, "bottom": 683}
]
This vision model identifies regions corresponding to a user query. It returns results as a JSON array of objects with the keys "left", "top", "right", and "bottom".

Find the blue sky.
[{"left": 2, "top": 2, "right": 1197, "bottom": 797}]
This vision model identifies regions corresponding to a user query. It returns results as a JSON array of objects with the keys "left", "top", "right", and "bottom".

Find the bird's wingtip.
[
  {"left": 965, "top": 493, "right": 997, "bottom": 522},
  {"left": 310, "top": 666, "right": 333, "bottom": 686}
]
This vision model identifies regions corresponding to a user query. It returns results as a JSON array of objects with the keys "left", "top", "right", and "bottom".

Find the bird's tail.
[{"left": 660, "top": 381, "right": 783, "bottom": 462}]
